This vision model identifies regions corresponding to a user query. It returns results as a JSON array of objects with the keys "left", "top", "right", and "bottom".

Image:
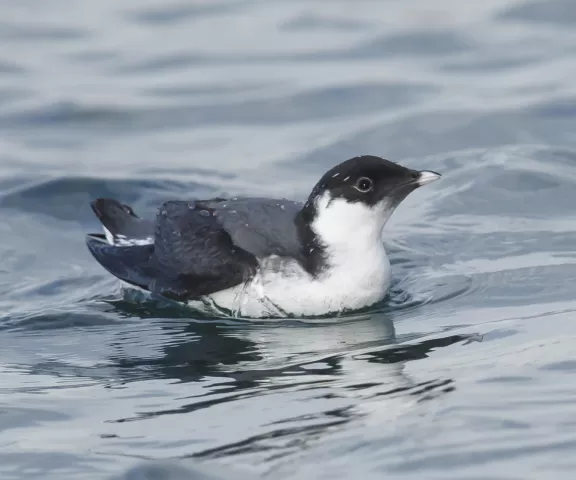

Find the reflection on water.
[{"left": 95, "top": 307, "right": 470, "bottom": 463}]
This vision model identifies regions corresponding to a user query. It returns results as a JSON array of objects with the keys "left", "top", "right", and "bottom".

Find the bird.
[{"left": 85, "top": 155, "right": 440, "bottom": 318}]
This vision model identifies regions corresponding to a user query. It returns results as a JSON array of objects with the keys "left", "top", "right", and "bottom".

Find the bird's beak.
[{"left": 416, "top": 170, "right": 441, "bottom": 186}]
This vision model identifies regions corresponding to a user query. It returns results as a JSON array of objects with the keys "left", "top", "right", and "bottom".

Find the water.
[{"left": 1, "top": 0, "right": 576, "bottom": 478}]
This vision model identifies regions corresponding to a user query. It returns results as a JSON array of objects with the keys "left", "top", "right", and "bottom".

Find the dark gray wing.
[
  {"left": 87, "top": 200, "right": 260, "bottom": 301},
  {"left": 90, "top": 196, "right": 304, "bottom": 259},
  {"left": 147, "top": 201, "right": 259, "bottom": 300},
  {"left": 87, "top": 196, "right": 305, "bottom": 301},
  {"left": 199, "top": 197, "right": 304, "bottom": 260}
]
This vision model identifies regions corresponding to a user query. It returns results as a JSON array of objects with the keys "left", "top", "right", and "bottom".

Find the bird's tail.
[
  {"left": 86, "top": 234, "right": 155, "bottom": 290},
  {"left": 90, "top": 198, "right": 154, "bottom": 245}
]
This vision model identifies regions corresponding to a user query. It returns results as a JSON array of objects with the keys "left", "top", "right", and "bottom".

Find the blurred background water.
[{"left": 2, "top": 0, "right": 576, "bottom": 478}]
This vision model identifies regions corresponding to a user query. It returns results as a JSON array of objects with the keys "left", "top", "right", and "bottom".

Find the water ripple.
[{"left": 1, "top": 0, "right": 576, "bottom": 479}]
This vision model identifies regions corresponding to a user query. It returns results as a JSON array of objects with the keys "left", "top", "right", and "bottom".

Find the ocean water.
[{"left": 2, "top": 0, "right": 576, "bottom": 479}]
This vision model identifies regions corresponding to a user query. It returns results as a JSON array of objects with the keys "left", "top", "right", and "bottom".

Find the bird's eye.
[{"left": 354, "top": 177, "right": 373, "bottom": 193}]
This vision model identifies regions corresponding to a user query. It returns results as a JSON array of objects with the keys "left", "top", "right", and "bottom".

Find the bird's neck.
[{"left": 295, "top": 194, "right": 388, "bottom": 277}]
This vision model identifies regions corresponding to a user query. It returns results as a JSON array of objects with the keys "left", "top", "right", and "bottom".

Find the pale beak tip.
[{"left": 417, "top": 170, "right": 441, "bottom": 186}]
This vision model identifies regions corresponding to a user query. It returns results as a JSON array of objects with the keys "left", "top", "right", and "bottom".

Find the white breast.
[{"left": 204, "top": 194, "right": 393, "bottom": 318}]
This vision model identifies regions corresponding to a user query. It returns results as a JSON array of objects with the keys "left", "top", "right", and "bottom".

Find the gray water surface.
[{"left": 1, "top": 1, "right": 576, "bottom": 479}]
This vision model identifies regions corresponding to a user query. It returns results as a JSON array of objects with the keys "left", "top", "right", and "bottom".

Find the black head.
[
  {"left": 306, "top": 155, "right": 440, "bottom": 208},
  {"left": 295, "top": 155, "right": 441, "bottom": 276}
]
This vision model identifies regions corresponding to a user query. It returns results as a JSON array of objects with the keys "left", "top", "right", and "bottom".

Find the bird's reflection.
[
  {"left": 101, "top": 296, "right": 475, "bottom": 460},
  {"left": 105, "top": 295, "right": 401, "bottom": 387},
  {"left": 108, "top": 319, "right": 263, "bottom": 386}
]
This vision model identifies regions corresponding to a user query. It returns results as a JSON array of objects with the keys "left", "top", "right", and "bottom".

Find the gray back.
[{"left": 200, "top": 197, "right": 304, "bottom": 260}]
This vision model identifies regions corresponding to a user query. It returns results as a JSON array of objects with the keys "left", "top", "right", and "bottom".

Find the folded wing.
[
  {"left": 149, "top": 201, "right": 259, "bottom": 300},
  {"left": 87, "top": 200, "right": 259, "bottom": 300}
]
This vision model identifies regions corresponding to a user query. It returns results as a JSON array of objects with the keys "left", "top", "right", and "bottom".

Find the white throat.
[
  {"left": 306, "top": 192, "right": 392, "bottom": 306},
  {"left": 311, "top": 192, "right": 392, "bottom": 267}
]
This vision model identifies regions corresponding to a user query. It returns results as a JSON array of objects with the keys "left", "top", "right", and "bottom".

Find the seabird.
[{"left": 85, "top": 155, "right": 440, "bottom": 318}]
